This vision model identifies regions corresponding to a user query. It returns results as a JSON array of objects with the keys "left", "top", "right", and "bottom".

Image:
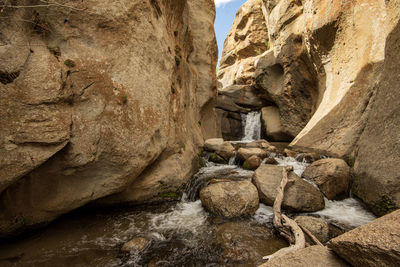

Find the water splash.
[
  {"left": 241, "top": 111, "right": 261, "bottom": 141},
  {"left": 275, "top": 156, "right": 310, "bottom": 177},
  {"left": 312, "top": 198, "right": 376, "bottom": 227}
]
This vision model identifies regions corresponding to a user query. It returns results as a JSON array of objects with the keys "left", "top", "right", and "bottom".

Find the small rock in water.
[
  {"left": 243, "top": 155, "right": 262, "bottom": 170},
  {"left": 246, "top": 139, "right": 277, "bottom": 152},
  {"left": 209, "top": 152, "right": 227, "bottom": 164},
  {"left": 296, "top": 152, "right": 320, "bottom": 163},
  {"left": 200, "top": 180, "right": 259, "bottom": 218},
  {"left": 294, "top": 216, "right": 330, "bottom": 243},
  {"left": 121, "top": 237, "right": 150, "bottom": 253},
  {"left": 204, "top": 138, "right": 235, "bottom": 160},
  {"left": 237, "top": 147, "right": 268, "bottom": 161},
  {"left": 263, "top": 157, "right": 278, "bottom": 165},
  {"left": 284, "top": 148, "right": 298, "bottom": 158},
  {"left": 303, "top": 158, "right": 351, "bottom": 200}
]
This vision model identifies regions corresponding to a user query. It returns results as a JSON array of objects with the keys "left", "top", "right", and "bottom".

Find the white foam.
[
  {"left": 241, "top": 111, "right": 261, "bottom": 141},
  {"left": 252, "top": 204, "right": 274, "bottom": 224},
  {"left": 275, "top": 156, "right": 310, "bottom": 177},
  {"left": 312, "top": 198, "right": 376, "bottom": 227}
]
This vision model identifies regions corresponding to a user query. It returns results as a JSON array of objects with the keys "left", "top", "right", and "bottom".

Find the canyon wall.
[
  {"left": 0, "top": 0, "right": 217, "bottom": 236},
  {"left": 218, "top": 0, "right": 400, "bottom": 215}
]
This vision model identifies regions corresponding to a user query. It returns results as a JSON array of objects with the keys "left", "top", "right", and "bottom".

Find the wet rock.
[
  {"left": 237, "top": 147, "right": 268, "bottom": 161},
  {"left": 261, "top": 106, "right": 292, "bottom": 142},
  {"left": 252, "top": 165, "right": 324, "bottom": 212},
  {"left": 121, "top": 237, "right": 150, "bottom": 253},
  {"left": 303, "top": 159, "right": 351, "bottom": 200},
  {"left": 246, "top": 139, "right": 277, "bottom": 152},
  {"left": 209, "top": 153, "right": 227, "bottom": 164},
  {"left": 283, "top": 148, "right": 297, "bottom": 158},
  {"left": 260, "top": 245, "right": 349, "bottom": 267},
  {"left": 215, "top": 108, "right": 244, "bottom": 141},
  {"left": 215, "top": 221, "right": 288, "bottom": 266},
  {"left": 200, "top": 180, "right": 259, "bottom": 218},
  {"left": 328, "top": 209, "right": 400, "bottom": 267},
  {"left": 263, "top": 157, "right": 278, "bottom": 165},
  {"left": 243, "top": 155, "right": 262, "bottom": 170},
  {"left": 294, "top": 216, "right": 330, "bottom": 244},
  {"left": 204, "top": 138, "right": 235, "bottom": 161}
]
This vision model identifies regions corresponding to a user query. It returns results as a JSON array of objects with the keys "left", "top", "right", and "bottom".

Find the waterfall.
[{"left": 241, "top": 111, "right": 261, "bottom": 141}]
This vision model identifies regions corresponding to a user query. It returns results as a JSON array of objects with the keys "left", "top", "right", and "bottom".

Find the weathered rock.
[
  {"left": 0, "top": 0, "right": 217, "bottom": 236},
  {"left": 294, "top": 216, "right": 330, "bottom": 244},
  {"left": 246, "top": 139, "right": 277, "bottom": 152},
  {"left": 215, "top": 221, "right": 288, "bottom": 266},
  {"left": 328, "top": 209, "right": 400, "bottom": 267},
  {"left": 237, "top": 147, "right": 268, "bottom": 161},
  {"left": 121, "top": 237, "right": 150, "bottom": 253},
  {"left": 260, "top": 245, "right": 349, "bottom": 267},
  {"left": 218, "top": 0, "right": 269, "bottom": 89},
  {"left": 263, "top": 157, "right": 278, "bottom": 165},
  {"left": 215, "top": 108, "right": 243, "bottom": 141},
  {"left": 219, "top": 85, "right": 264, "bottom": 108},
  {"left": 243, "top": 155, "right": 262, "bottom": 170},
  {"left": 200, "top": 180, "right": 259, "bottom": 218},
  {"left": 303, "top": 159, "right": 351, "bottom": 200},
  {"left": 252, "top": 165, "right": 324, "bottom": 212},
  {"left": 261, "top": 106, "right": 291, "bottom": 142},
  {"left": 203, "top": 138, "right": 235, "bottom": 160}
]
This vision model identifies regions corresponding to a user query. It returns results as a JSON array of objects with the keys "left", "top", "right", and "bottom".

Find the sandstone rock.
[
  {"left": 218, "top": 0, "right": 269, "bottom": 89},
  {"left": 209, "top": 153, "right": 227, "bottom": 165},
  {"left": 237, "top": 147, "right": 268, "bottom": 161},
  {"left": 246, "top": 139, "right": 277, "bottom": 152},
  {"left": 204, "top": 138, "right": 235, "bottom": 161},
  {"left": 294, "top": 216, "right": 330, "bottom": 244},
  {"left": 200, "top": 180, "right": 259, "bottom": 218},
  {"left": 303, "top": 159, "right": 351, "bottom": 200},
  {"left": 261, "top": 106, "right": 291, "bottom": 142},
  {"left": 0, "top": 0, "right": 217, "bottom": 236},
  {"left": 328, "top": 209, "right": 400, "bottom": 267},
  {"left": 243, "top": 155, "right": 262, "bottom": 170},
  {"left": 215, "top": 108, "right": 243, "bottom": 141},
  {"left": 260, "top": 245, "right": 349, "bottom": 267},
  {"left": 121, "top": 237, "right": 149, "bottom": 253},
  {"left": 215, "top": 221, "right": 288, "bottom": 266},
  {"left": 263, "top": 157, "right": 278, "bottom": 165},
  {"left": 252, "top": 165, "right": 324, "bottom": 212},
  {"left": 219, "top": 85, "right": 264, "bottom": 108}
]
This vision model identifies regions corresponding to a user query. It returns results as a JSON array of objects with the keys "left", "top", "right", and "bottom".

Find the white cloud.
[{"left": 215, "top": 0, "right": 236, "bottom": 8}]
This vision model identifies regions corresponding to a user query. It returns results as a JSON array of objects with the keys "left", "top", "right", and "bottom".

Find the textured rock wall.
[
  {"left": 0, "top": 0, "right": 217, "bottom": 235},
  {"left": 219, "top": 0, "right": 400, "bottom": 214}
]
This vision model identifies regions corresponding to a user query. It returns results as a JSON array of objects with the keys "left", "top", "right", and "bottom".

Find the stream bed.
[{"left": 0, "top": 153, "right": 376, "bottom": 267}]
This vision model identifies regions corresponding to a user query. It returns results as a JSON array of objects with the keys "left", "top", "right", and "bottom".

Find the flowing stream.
[{"left": 0, "top": 149, "right": 376, "bottom": 267}]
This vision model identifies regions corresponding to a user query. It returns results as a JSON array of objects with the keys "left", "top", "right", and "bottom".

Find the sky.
[{"left": 214, "top": 0, "right": 247, "bottom": 63}]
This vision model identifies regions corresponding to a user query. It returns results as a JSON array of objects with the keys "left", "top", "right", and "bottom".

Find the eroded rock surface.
[
  {"left": 328, "top": 209, "right": 400, "bottom": 267},
  {"left": 252, "top": 165, "right": 324, "bottom": 212},
  {"left": 0, "top": 0, "right": 217, "bottom": 236}
]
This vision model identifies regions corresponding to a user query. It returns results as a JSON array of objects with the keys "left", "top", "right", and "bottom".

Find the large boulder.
[
  {"left": 328, "top": 209, "right": 400, "bottom": 267},
  {"left": 200, "top": 180, "right": 259, "bottom": 218},
  {"left": 294, "top": 216, "right": 330, "bottom": 244},
  {"left": 237, "top": 147, "right": 268, "bottom": 161},
  {"left": 0, "top": 0, "right": 218, "bottom": 236},
  {"left": 261, "top": 106, "right": 292, "bottom": 142},
  {"left": 252, "top": 165, "right": 324, "bottom": 212},
  {"left": 219, "top": 85, "right": 264, "bottom": 108},
  {"left": 260, "top": 245, "right": 349, "bottom": 267},
  {"left": 302, "top": 159, "right": 351, "bottom": 200},
  {"left": 204, "top": 138, "right": 235, "bottom": 160}
]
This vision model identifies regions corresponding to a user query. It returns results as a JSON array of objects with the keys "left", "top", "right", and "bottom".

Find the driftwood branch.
[
  {"left": 299, "top": 224, "right": 323, "bottom": 246},
  {"left": 262, "top": 166, "right": 306, "bottom": 261}
]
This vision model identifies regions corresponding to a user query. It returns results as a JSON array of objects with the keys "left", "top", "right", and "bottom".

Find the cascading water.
[{"left": 241, "top": 111, "right": 261, "bottom": 141}]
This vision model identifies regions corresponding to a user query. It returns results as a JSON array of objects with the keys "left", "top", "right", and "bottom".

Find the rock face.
[
  {"left": 294, "top": 216, "right": 330, "bottom": 244},
  {"left": 200, "top": 180, "right": 259, "bottom": 218},
  {"left": 260, "top": 245, "right": 349, "bottom": 267},
  {"left": 252, "top": 165, "right": 324, "bottom": 212},
  {"left": 328, "top": 209, "right": 400, "bottom": 267},
  {"left": 303, "top": 159, "right": 351, "bottom": 200},
  {"left": 220, "top": 0, "right": 400, "bottom": 214},
  {"left": 0, "top": 0, "right": 217, "bottom": 236}
]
